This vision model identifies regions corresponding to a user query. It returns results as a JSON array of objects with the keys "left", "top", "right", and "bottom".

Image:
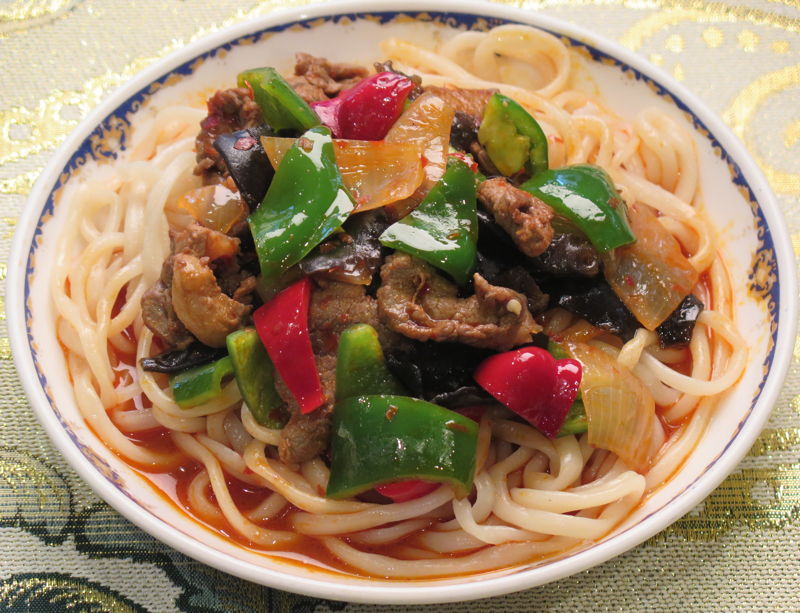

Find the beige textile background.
[{"left": 1, "top": 0, "right": 800, "bottom": 611}]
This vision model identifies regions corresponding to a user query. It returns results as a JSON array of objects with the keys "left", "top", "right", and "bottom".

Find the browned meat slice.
[
  {"left": 377, "top": 253, "right": 539, "bottom": 351},
  {"left": 141, "top": 259, "right": 193, "bottom": 349},
  {"left": 288, "top": 53, "right": 368, "bottom": 103},
  {"left": 175, "top": 221, "right": 240, "bottom": 260},
  {"left": 277, "top": 355, "right": 337, "bottom": 465},
  {"left": 478, "top": 178, "right": 554, "bottom": 257},
  {"left": 194, "top": 87, "right": 263, "bottom": 183},
  {"left": 290, "top": 81, "right": 328, "bottom": 104},
  {"left": 308, "top": 279, "right": 406, "bottom": 355},
  {"left": 171, "top": 254, "right": 252, "bottom": 348},
  {"left": 141, "top": 223, "right": 252, "bottom": 348},
  {"left": 424, "top": 86, "right": 495, "bottom": 118}
]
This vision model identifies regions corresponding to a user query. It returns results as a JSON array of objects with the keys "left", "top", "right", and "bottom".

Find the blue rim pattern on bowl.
[{"left": 24, "top": 9, "right": 781, "bottom": 577}]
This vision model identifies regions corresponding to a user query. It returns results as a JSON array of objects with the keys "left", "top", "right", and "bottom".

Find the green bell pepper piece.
[
  {"left": 170, "top": 356, "right": 234, "bottom": 409},
  {"left": 521, "top": 164, "right": 636, "bottom": 253},
  {"left": 557, "top": 399, "right": 588, "bottom": 437},
  {"left": 379, "top": 158, "right": 478, "bottom": 286},
  {"left": 237, "top": 67, "right": 320, "bottom": 133},
  {"left": 547, "top": 339, "right": 570, "bottom": 362},
  {"left": 547, "top": 340, "right": 587, "bottom": 436},
  {"left": 249, "top": 126, "right": 355, "bottom": 288},
  {"left": 335, "top": 324, "right": 407, "bottom": 402},
  {"left": 478, "top": 92, "right": 549, "bottom": 178},
  {"left": 226, "top": 328, "right": 285, "bottom": 428},
  {"left": 327, "top": 395, "right": 478, "bottom": 499}
]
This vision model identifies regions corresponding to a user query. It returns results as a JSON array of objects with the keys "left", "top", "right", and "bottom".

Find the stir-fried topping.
[{"left": 139, "top": 52, "right": 707, "bottom": 483}]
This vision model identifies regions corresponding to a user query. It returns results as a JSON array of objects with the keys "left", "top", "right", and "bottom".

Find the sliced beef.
[
  {"left": 141, "top": 259, "right": 193, "bottom": 349},
  {"left": 194, "top": 88, "right": 263, "bottom": 184},
  {"left": 288, "top": 53, "right": 368, "bottom": 104},
  {"left": 374, "top": 60, "right": 424, "bottom": 101},
  {"left": 171, "top": 254, "right": 252, "bottom": 348},
  {"left": 377, "top": 253, "right": 538, "bottom": 351},
  {"left": 478, "top": 178, "right": 554, "bottom": 258},
  {"left": 141, "top": 223, "right": 253, "bottom": 349},
  {"left": 424, "top": 86, "right": 495, "bottom": 118},
  {"left": 276, "top": 355, "right": 336, "bottom": 465}
]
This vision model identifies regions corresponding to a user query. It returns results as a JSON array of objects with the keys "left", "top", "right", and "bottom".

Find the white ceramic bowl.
[{"left": 7, "top": 0, "right": 797, "bottom": 604}]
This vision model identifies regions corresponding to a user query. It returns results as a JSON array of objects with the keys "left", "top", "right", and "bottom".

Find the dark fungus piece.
[
  {"left": 429, "top": 386, "right": 493, "bottom": 408},
  {"left": 139, "top": 342, "right": 228, "bottom": 374},
  {"left": 213, "top": 123, "right": 276, "bottom": 212},
  {"left": 530, "top": 233, "right": 600, "bottom": 278},
  {"left": 450, "top": 111, "right": 480, "bottom": 152},
  {"left": 542, "top": 276, "right": 640, "bottom": 341},
  {"left": 384, "top": 341, "right": 496, "bottom": 401},
  {"left": 300, "top": 209, "right": 390, "bottom": 284},
  {"left": 477, "top": 206, "right": 599, "bottom": 280},
  {"left": 656, "top": 293, "right": 704, "bottom": 349}
]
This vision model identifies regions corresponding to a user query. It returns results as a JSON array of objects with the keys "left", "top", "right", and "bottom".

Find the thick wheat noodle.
[
  {"left": 300, "top": 458, "right": 330, "bottom": 494},
  {"left": 151, "top": 404, "right": 206, "bottom": 433},
  {"left": 188, "top": 469, "right": 224, "bottom": 523},
  {"left": 110, "top": 406, "right": 159, "bottom": 432},
  {"left": 247, "top": 491, "right": 288, "bottom": 522},
  {"left": 349, "top": 519, "right": 433, "bottom": 546},
  {"left": 617, "top": 329, "right": 659, "bottom": 371},
  {"left": 129, "top": 106, "right": 205, "bottom": 162},
  {"left": 223, "top": 412, "right": 254, "bottom": 455},
  {"left": 291, "top": 486, "right": 456, "bottom": 536},
  {"left": 173, "top": 433, "right": 296, "bottom": 546},
  {"left": 453, "top": 479, "right": 538, "bottom": 544},
  {"left": 639, "top": 311, "right": 745, "bottom": 396},
  {"left": 240, "top": 405, "right": 282, "bottom": 446},
  {"left": 662, "top": 322, "right": 711, "bottom": 424},
  {"left": 206, "top": 407, "right": 232, "bottom": 445},
  {"left": 511, "top": 471, "right": 647, "bottom": 513},
  {"left": 523, "top": 435, "right": 583, "bottom": 492},
  {"left": 416, "top": 528, "right": 488, "bottom": 553},
  {"left": 323, "top": 536, "right": 573, "bottom": 578}
]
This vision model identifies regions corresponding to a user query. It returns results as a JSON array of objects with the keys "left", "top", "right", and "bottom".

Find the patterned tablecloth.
[{"left": 1, "top": 0, "right": 799, "bottom": 611}]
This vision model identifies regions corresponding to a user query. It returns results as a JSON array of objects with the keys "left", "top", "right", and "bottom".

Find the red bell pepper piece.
[
  {"left": 454, "top": 406, "right": 488, "bottom": 423},
  {"left": 474, "top": 347, "right": 581, "bottom": 439},
  {"left": 311, "top": 72, "right": 414, "bottom": 141},
  {"left": 253, "top": 277, "right": 323, "bottom": 414},
  {"left": 376, "top": 480, "right": 440, "bottom": 503}
]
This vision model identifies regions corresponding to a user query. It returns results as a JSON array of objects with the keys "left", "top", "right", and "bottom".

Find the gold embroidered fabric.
[{"left": 1, "top": 0, "right": 799, "bottom": 610}]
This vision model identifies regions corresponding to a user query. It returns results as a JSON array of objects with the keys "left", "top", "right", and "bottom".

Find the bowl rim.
[{"left": 7, "top": 0, "right": 798, "bottom": 604}]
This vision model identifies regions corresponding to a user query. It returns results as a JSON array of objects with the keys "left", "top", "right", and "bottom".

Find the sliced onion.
[
  {"left": 175, "top": 184, "right": 247, "bottom": 234},
  {"left": 566, "top": 340, "right": 656, "bottom": 473},
  {"left": 261, "top": 136, "right": 424, "bottom": 213},
  {"left": 602, "top": 203, "right": 698, "bottom": 330},
  {"left": 383, "top": 92, "right": 454, "bottom": 219}
]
